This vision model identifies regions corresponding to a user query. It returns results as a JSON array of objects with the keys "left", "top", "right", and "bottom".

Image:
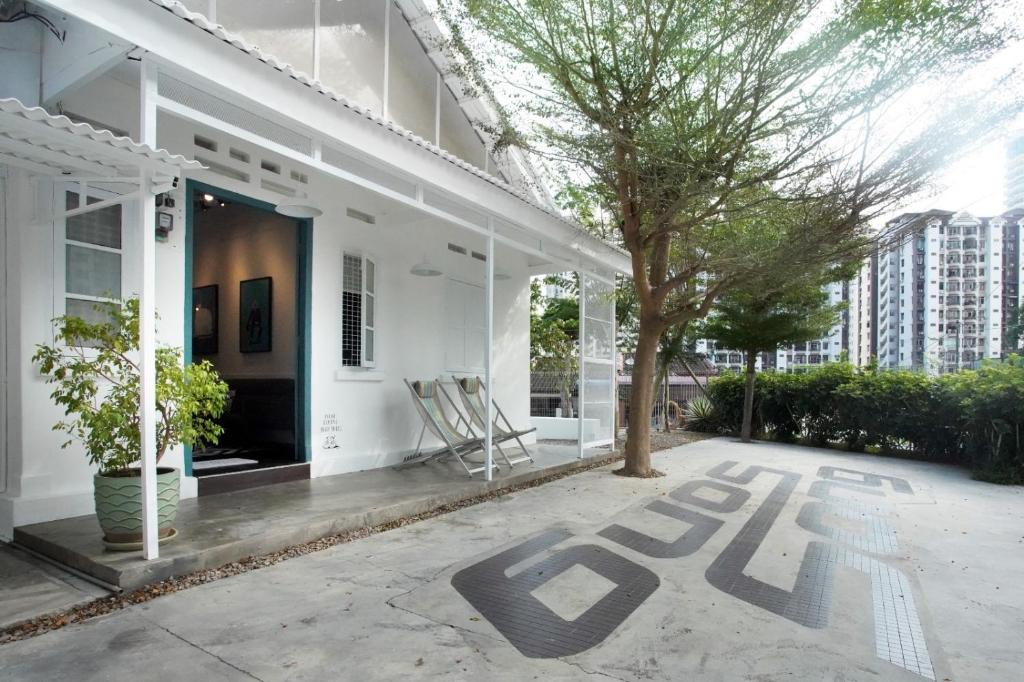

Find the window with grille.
[
  {"left": 63, "top": 190, "right": 123, "bottom": 341},
  {"left": 342, "top": 252, "right": 376, "bottom": 367}
]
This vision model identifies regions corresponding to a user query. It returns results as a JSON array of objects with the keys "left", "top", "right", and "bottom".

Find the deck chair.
[
  {"left": 452, "top": 376, "right": 535, "bottom": 468},
  {"left": 399, "top": 379, "right": 498, "bottom": 477}
]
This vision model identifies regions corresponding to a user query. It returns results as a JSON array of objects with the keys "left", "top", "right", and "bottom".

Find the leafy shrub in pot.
[{"left": 34, "top": 298, "right": 229, "bottom": 548}]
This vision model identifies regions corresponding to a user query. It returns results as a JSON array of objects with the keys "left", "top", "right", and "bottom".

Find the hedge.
[{"left": 701, "top": 359, "right": 1024, "bottom": 483}]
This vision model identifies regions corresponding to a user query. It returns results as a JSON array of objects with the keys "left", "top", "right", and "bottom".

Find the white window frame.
[
  {"left": 53, "top": 183, "right": 137, "bottom": 341},
  {"left": 341, "top": 250, "right": 377, "bottom": 369}
]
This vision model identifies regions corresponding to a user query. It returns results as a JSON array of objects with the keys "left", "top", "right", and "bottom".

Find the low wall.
[{"left": 530, "top": 416, "right": 602, "bottom": 442}]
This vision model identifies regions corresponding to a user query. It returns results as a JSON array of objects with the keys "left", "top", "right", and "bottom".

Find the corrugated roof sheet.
[{"left": 0, "top": 97, "right": 203, "bottom": 172}]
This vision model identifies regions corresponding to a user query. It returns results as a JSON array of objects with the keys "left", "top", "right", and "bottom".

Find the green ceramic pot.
[{"left": 94, "top": 467, "right": 180, "bottom": 549}]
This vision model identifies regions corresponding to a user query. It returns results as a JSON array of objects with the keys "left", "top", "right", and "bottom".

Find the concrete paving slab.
[
  {"left": 0, "top": 543, "right": 110, "bottom": 630},
  {"left": 1, "top": 438, "right": 1022, "bottom": 681}
]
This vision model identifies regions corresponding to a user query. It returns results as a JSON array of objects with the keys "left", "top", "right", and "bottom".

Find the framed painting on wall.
[
  {"left": 239, "top": 277, "right": 272, "bottom": 353},
  {"left": 192, "top": 284, "right": 219, "bottom": 356}
]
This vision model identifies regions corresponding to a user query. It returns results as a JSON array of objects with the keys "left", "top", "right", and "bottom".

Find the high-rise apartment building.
[
  {"left": 871, "top": 210, "right": 1024, "bottom": 373},
  {"left": 1008, "top": 133, "right": 1024, "bottom": 210}
]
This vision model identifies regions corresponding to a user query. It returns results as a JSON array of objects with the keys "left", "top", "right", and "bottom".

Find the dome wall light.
[{"left": 275, "top": 191, "right": 323, "bottom": 218}]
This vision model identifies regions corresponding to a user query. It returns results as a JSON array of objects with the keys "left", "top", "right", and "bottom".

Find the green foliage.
[
  {"left": 682, "top": 396, "right": 717, "bottom": 433},
  {"left": 703, "top": 359, "right": 1024, "bottom": 483},
  {"left": 33, "top": 298, "right": 229, "bottom": 474}
]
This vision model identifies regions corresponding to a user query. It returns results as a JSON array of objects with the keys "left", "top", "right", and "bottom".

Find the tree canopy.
[{"left": 448, "top": 0, "right": 1021, "bottom": 475}]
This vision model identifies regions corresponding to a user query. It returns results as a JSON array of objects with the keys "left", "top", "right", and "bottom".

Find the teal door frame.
[{"left": 183, "top": 180, "right": 313, "bottom": 475}]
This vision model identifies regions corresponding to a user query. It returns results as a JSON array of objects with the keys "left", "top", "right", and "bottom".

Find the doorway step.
[{"left": 197, "top": 462, "right": 310, "bottom": 496}]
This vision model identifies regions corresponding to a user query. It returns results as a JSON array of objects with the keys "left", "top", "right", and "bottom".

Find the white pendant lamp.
[
  {"left": 275, "top": 191, "right": 323, "bottom": 218},
  {"left": 410, "top": 254, "right": 443, "bottom": 277}
]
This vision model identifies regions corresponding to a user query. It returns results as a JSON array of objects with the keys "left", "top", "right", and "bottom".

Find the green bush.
[{"left": 700, "top": 359, "right": 1024, "bottom": 483}]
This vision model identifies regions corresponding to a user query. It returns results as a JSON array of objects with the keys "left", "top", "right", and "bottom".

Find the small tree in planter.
[{"left": 33, "top": 297, "right": 228, "bottom": 549}]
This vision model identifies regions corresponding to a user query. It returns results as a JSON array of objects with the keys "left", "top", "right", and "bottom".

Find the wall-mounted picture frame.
[
  {"left": 192, "top": 284, "right": 219, "bottom": 356},
  {"left": 239, "top": 276, "right": 272, "bottom": 353}
]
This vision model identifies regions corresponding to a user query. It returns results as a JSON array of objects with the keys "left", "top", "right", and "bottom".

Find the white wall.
[
  {"left": 306, "top": 169, "right": 532, "bottom": 476},
  {"left": 0, "top": 22, "right": 42, "bottom": 106},
  {"left": 0, "top": 105, "right": 533, "bottom": 537}
]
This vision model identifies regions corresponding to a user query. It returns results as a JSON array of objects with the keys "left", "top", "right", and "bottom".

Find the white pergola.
[{"left": 0, "top": 96, "right": 202, "bottom": 560}]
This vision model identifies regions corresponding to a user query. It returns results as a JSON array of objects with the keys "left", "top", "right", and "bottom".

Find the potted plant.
[{"left": 33, "top": 298, "right": 228, "bottom": 550}]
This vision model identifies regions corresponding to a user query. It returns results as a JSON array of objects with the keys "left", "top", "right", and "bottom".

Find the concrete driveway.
[{"left": 2, "top": 438, "right": 1022, "bottom": 681}]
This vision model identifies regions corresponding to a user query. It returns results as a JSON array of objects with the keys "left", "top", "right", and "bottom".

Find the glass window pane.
[
  {"left": 218, "top": 0, "right": 315, "bottom": 75},
  {"left": 364, "top": 292, "right": 374, "bottom": 327},
  {"left": 364, "top": 329, "right": 374, "bottom": 362},
  {"left": 319, "top": 0, "right": 386, "bottom": 115},
  {"left": 66, "top": 194, "right": 122, "bottom": 249},
  {"left": 386, "top": 2, "right": 437, "bottom": 141},
  {"left": 365, "top": 258, "right": 375, "bottom": 294},
  {"left": 439, "top": 85, "right": 483, "bottom": 165},
  {"left": 66, "top": 245, "right": 121, "bottom": 298}
]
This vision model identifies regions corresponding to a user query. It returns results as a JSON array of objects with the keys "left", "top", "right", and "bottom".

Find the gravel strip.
[{"left": 0, "top": 433, "right": 713, "bottom": 645}]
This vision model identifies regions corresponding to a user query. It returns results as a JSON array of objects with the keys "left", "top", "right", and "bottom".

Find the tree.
[
  {"left": 449, "top": 0, "right": 1017, "bottom": 476},
  {"left": 702, "top": 281, "right": 842, "bottom": 442}
]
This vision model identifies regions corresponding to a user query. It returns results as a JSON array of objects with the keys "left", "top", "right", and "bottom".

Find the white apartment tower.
[
  {"left": 1008, "top": 133, "right": 1024, "bottom": 210},
  {"left": 873, "top": 210, "right": 1024, "bottom": 373}
]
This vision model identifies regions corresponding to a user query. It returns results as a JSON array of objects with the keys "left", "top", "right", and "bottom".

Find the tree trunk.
[
  {"left": 741, "top": 349, "right": 757, "bottom": 443},
  {"left": 623, "top": 321, "right": 661, "bottom": 475}
]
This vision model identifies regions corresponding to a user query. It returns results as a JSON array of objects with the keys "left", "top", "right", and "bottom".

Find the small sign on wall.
[{"left": 321, "top": 412, "right": 341, "bottom": 449}]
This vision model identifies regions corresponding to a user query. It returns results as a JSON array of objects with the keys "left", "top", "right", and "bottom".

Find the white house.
[{"left": 0, "top": 0, "right": 629, "bottom": 551}]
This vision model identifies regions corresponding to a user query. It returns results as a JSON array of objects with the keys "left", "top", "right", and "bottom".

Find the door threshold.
[{"left": 197, "top": 462, "right": 311, "bottom": 496}]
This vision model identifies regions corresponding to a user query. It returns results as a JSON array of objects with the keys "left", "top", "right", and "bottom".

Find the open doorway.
[{"left": 186, "top": 183, "right": 310, "bottom": 494}]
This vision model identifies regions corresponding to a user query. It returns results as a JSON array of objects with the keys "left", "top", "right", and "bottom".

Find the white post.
[
  {"left": 139, "top": 57, "right": 159, "bottom": 559},
  {"left": 382, "top": 0, "right": 390, "bottom": 120},
  {"left": 484, "top": 224, "right": 495, "bottom": 481},
  {"left": 577, "top": 272, "right": 585, "bottom": 458}
]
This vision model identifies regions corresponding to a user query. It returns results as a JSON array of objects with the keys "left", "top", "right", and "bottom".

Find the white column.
[
  {"left": 139, "top": 57, "right": 159, "bottom": 559},
  {"left": 577, "top": 272, "right": 585, "bottom": 459},
  {"left": 382, "top": 0, "right": 390, "bottom": 120},
  {"left": 484, "top": 224, "right": 495, "bottom": 481}
]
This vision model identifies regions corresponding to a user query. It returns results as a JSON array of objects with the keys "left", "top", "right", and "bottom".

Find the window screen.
[{"left": 342, "top": 252, "right": 376, "bottom": 367}]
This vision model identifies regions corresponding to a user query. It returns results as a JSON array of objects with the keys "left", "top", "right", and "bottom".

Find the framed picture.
[
  {"left": 239, "top": 277, "right": 272, "bottom": 353},
  {"left": 192, "top": 284, "right": 219, "bottom": 356}
]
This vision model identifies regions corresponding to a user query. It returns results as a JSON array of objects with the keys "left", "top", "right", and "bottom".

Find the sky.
[{"left": 892, "top": 32, "right": 1024, "bottom": 219}]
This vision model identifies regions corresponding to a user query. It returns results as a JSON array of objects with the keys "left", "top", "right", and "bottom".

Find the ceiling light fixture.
[
  {"left": 410, "top": 255, "right": 443, "bottom": 277},
  {"left": 275, "top": 191, "right": 323, "bottom": 218}
]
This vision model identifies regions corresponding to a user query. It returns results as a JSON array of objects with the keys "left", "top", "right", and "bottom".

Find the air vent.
[
  {"left": 447, "top": 243, "right": 467, "bottom": 255},
  {"left": 260, "top": 178, "right": 295, "bottom": 196},
  {"left": 194, "top": 135, "right": 217, "bottom": 152},
  {"left": 471, "top": 251, "right": 487, "bottom": 262},
  {"left": 346, "top": 208, "right": 376, "bottom": 225},
  {"left": 194, "top": 155, "right": 248, "bottom": 182},
  {"left": 229, "top": 147, "right": 250, "bottom": 163},
  {"left": 260, "top": 159, "right": 281, "bottom": 174}
]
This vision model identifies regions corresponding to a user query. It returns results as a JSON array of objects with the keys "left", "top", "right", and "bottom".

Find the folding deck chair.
[
  {"left": 452, "top": 376, "right": 535, "bottom": 468},
  {"left": 399, "top": 379, "right": 498, "bottom": 477}
]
